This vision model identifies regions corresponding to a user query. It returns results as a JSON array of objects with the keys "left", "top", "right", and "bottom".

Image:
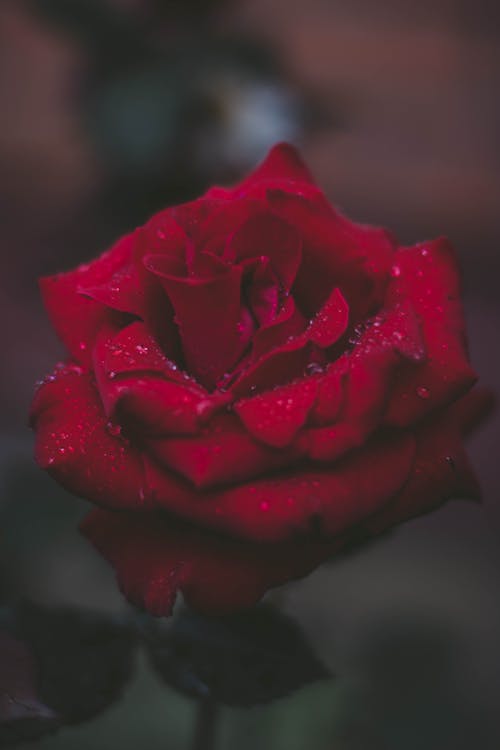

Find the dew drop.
[
  {"left": 416, "top": 386, "right": 430, "bottom": 399},
  {"left": 109, "top": 371, "right": 117, "bottom": 380},
  {"left": 390, "top": 264, "right": 401, "bottom": 278},
  {"left": 156, "top": 228, "right": 166, "bottom": 240},
  {"left": 305, "top": 362, "right": 324, "bottom": 376},
  {"left": 79, "top": 341, "right": 87, "bottom": 351},
  {"left": 135, "top": 344, "right": 149, "bottom": 355}
]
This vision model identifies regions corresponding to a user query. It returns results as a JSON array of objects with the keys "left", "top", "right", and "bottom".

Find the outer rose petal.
[
  {"left": 40, "top": 234, "right": 136, "bottom": 367},
  {"left": 204, "top": 143, "right": 317, "bottom": 201},
  {"left": 385, "top": 238, "right": 477, "bottom": 425},
  {"left": 80, "top": 390, "right": 487, "bottom": 617},
  {"left": 266, "top": 189, "right": 396, "bottom": 320},
  {"left": 30, "top": 366, "right": 150, "bottom": 510},
  {"left": 80, "top": 509, "right": 338, "bottom": 617},
  {"left": 365, "top": 389, "right": 492, "bottom": 533},
  {"left": 143, "top": 430, "right": 415, "bottom": 541}
]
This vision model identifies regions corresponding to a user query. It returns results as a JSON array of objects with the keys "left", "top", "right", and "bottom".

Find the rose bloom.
[{"left": 31, "top": 144, "right": 488, "bottom": 616}]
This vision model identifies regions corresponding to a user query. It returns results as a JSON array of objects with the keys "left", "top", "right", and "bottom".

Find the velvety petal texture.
[
  {"left": 31, "top": 142, "right": 488, "bottom": 616},
  {"left": 81, "top": 389, "right": 489, "bottom": 616}
]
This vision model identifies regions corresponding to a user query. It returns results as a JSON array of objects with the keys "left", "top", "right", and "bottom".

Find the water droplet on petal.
[
  {"left": 306, "top": 362, "right": 325, "bottom": 376},
  {"left": 416, "top": 386, "right": 430, "bottom": 399},
  {"left": 391, "top": 264, "right": 401, "bottom": 278}
]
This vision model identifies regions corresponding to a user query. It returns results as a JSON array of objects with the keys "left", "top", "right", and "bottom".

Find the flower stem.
[{"left": 191, "top": 697, "right": 217, "bottom": 750}]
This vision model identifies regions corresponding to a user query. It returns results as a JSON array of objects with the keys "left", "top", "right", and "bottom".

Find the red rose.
[{"left": 31, "top": 144, "right": 487, "bottom": 616}]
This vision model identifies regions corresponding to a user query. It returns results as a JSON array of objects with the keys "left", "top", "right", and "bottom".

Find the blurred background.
[{"left": 1, "top": 0, "right": 499, "bottom": 748}]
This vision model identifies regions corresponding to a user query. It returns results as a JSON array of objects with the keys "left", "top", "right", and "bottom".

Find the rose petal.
[
  {"left": 143, "top": 430, "right": 415, "bottom": 542},
  {"left": 300, "top": 302, "right": 425, "bottom": 461},
  {"left": 30, "top": 366, "right": 150, "bottom": 510},
  {"left": 40, "top": 234, "right": 135, "bottom": 366},
  {"left": 364, "top": 389, "right": 491, "bottom": 534},
  {"left": 235, "top": 379, "right": 318, "bottom": 448},
  {"left": 310, "top": 359, "right": 347, "bottom": 426},
  {"left": 250, "top": 296, "right": 307, "bottom": 363},
  {"left": 100, "top": 321, "right": 182, "bottom": 379},
  {"left": 307, "top": 287, "right": 349, "bottom": 348},
  {"left": 147, "top": 414, "right": 297, "bottom": 489},
  {"left": 80, "top": 390, "right": 488, "bottom": 617},
  {"left": 145, "top": 255, "right": 246, "bottom": 388},
  {"left": 384, "top": 238, "right": 477, "bottom": 425},
  {"left": 229, "top": 289, "right": 348, "bottom": 398},
  {"left": 204, "top": 143, "right": 317, "bottom": 203},
  {"left": 91, "top": 323, "right": 224, "bottom": 436},
  {"left": 245, "top": 256, "right": 280, "bottom": 326},
  {"left": 267, "top": 189, "right": 395, "bottom": 321},
  {"left": 78, "top": 263, "right": 145, "bottom": 318},
  {"left": 80, "top": 508, "right": 340, "bottom": 617},
  {"left": 230, "top": 337, "right": 311, "bottom": 398}
]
